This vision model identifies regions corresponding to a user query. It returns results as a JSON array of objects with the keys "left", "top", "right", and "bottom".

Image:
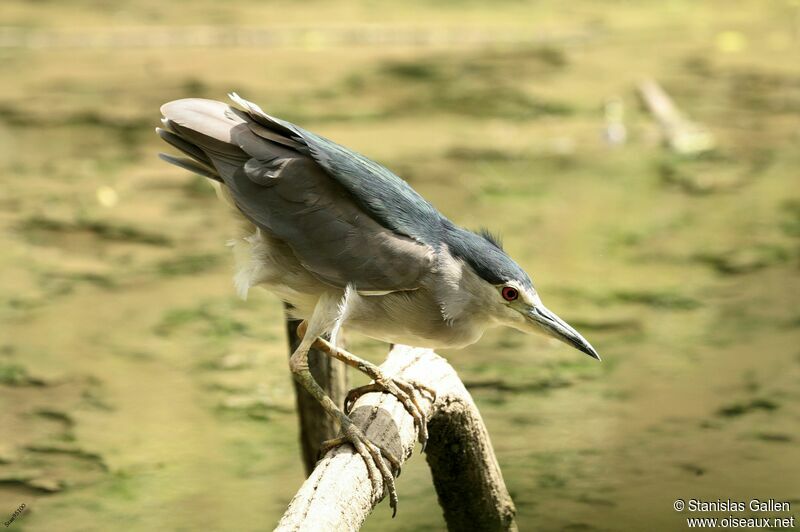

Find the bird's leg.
[
  {"left": 297, "top": 320, "right": 435, "bottom": 450},
  {"left": 318, "top": 337, "right": 435, "bottom": 450},
  {"left": 289, "top": 295, "right": 401, "bottom": 514}
]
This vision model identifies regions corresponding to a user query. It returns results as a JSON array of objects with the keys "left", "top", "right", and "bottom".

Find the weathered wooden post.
[{"left": 276, "top": 345, "right": 518, "bottom": 531}]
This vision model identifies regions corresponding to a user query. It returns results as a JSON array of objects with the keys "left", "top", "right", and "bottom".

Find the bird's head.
[{"left": 443, "top": 225, "right": 600, "bottom": 360}]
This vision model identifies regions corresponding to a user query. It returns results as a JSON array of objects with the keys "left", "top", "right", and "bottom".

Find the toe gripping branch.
[
  {"left": 276, "top": 345, "right": 518, "bottom": 531},
  {"left": 293, "top": 322, "right": 437, "bottom": 516},
  {"left": 327, "top": 374, "right": 436, "bottom": 516}
]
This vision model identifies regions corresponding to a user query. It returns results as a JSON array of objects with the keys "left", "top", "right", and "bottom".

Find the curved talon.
[
  {"left": 395, "top": 379, "right": 437, "bottom": 451},
  {"left": 344, "top": 376, "right": 434, "bottom": 451},
  {"left": 319, "top": 432, "right": 400, "bottom": 471},
  {"left": 344, "top": 425, "right": 383, "bottom": 498},
  {"left": 344, "top": 383, "right": 383, "bottom": 414},
  {"left": 362, "top": 434, "right": 398, "bottom": 516},
  {"left": 408, "top": 380, "right": 437, "bottom": 403},
  {"left": 317, "top": 435, "right": 348, "bottom": 460},
  {"left": 321, "top": 423, "right": 401, "bottom": 516}
]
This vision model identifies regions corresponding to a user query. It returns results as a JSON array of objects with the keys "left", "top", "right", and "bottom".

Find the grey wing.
[
  {"left": 228, "top": 94, "right": 443, "bottom": 245},
  {"left": 158, "top": 98, "right": 434, "bottom": 292}
]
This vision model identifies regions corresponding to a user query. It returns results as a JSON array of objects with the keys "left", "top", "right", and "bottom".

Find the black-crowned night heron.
[{"left": 157, "top": 94, "right": 600, "bottom": 512}]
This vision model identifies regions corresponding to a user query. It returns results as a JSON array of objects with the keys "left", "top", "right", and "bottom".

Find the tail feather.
[
  {"left": 158, "top": 98, "right": 244, "bottom": 182},
  {"left": 157, "top": 95, "right": 309, "bottom": 197},
  {"left": 160, "top": 98, "right": 244, "bottom": 144},
  {"left": 157, "top": 153, "right": 220, "bottom": 181},
  {"left": 156, "top": 127, "right": 214, "bottom": 167}
]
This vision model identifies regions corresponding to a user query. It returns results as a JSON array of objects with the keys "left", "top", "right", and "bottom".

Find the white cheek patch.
[
  {"left": 435, "top": 253, "right": 516, "bottom": 326},
  {"left": 502, "top": 304, "right": 527, "bottom": 325}
]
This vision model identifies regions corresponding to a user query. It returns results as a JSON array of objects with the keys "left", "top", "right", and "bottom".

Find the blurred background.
[{"left": 1, "top": 1, "right": 799, "bottom": 530}]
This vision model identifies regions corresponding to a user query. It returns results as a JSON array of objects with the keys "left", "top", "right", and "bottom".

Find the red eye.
[{"left": 501, "top": 286, "right": 518, "bottom": 301}]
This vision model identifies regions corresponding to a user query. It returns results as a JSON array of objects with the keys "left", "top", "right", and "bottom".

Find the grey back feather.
[
  {"left": 159, "top": 97, "right": 434, "bottom": 292},
  {"left": 159, "top": 95, "right": 530, "bottom": 292},
  {"left": 227, "top": 93, "right": 444, "bottom": 246}
]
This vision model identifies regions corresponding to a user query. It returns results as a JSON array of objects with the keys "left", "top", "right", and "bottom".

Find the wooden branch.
[
  {"left": 638, "top": 78, "right": 715, "bottom": 155},
  {"left": 275, "top": 345, "right": 517, "bottom": 531},
  {"left": 284, "top": 305, "right": 348, "bottom": 475},
  {"left": 425, "top": 386, "right": 518, "bottom": 531}
]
